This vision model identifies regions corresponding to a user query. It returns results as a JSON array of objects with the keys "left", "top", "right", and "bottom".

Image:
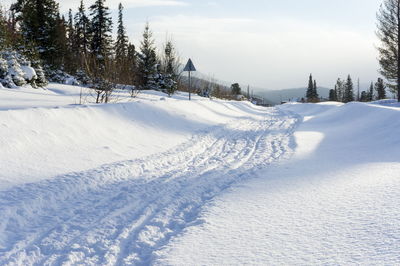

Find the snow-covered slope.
[
  {"left": 1, "top": 85, "right": 399, "bottom": 265},
  {"left": 0, "top": 84, "right": 269, "bottom": 188},
  {"left": 0, "top": 84, "right": 299, "bottom": 265},
  {"left": 156, "top": 101, "right": 400, "bottom": 265}
]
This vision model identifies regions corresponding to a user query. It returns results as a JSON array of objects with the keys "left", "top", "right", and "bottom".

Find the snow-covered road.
[{"left": 0, "top": 108, "right": 298, "bottom": 265}]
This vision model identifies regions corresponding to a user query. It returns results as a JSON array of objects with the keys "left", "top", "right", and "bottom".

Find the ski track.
[{"left": 0, "top": 108, "right": 298, "bottom": 265}]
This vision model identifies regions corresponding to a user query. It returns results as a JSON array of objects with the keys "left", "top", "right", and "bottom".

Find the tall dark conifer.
[
  {"left": 74, "top": 0, "right": 90, "bottom": 70},
  {"left": 343, "top": 75, "right": 355, "bottom": 103},
  {"left": 115, "top": 3, "right": 129, "bottom": 83},
  {"left": 375, "top": 78, "right": 387, "bottom": 100},
  {"left": 89, "top": 0, "right": 113, "bottom": 68},
  {"left": 377, "top": 0, "right": 400, "bottom": 102},
  {"left": 115, "top": 3, "right": 128, "bottom": 62},
  {"left": 137, "top": 22, "right": 158, "bottom": 90},
  {"left": 313, "top": 80, "right": 319, "bottom": 100},
  {"left": 306, "top": 74, "right": 314, "bottom": 102},
  {"left": 329, "top": 89, "right": 337, "bottom": 101},
  {"left": 12, "top": 0, "right": 62, "bottom": 66},
  {"left": 368, "top": 82, "right": 374, "bottom": 101},
  {"left": 162, "top": 40, "right": 179, "bottom": 96}
]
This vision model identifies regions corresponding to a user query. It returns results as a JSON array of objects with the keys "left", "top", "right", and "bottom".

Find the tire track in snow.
[{"left": 0, "top": 108, "right": 298, "bottom": 265}]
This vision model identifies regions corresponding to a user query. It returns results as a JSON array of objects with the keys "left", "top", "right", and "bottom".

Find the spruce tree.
[
  {"left": 127, "top": 43, "right": 137, "bottom": 85},
  {"left": 65, "top": 10, "right": 77, "bottom": 73},
  {"left": 12, "top": 0, "right": 62, "bottom": 67},
  {"left": 375, "top": 78, "right": 387, "bottom": 100},
  {"left": 162, "top": 40, "right": 179, "bottom": 96},
  {"left": 329, "top": 89, "right": 337, "bottom": 101},
  {"left": 74, "top": 0, "right": 90, "bottom": 73},
  {"left": 0, "top": 9, "right": 7, "bottom": 49},
  {"left": 360, "top": 91, "right": 368, "bottom": 102},
  {"left": 115, "top": 3, "right": 129, "bottom": 83},
  {"left": 89, "top": 0, "right": 113, "bottom": 68},
  {"left": 313, "top": 79, "right": 319, "bottom": 100},
  {"left": 115, "top": 3, "right": 128, "bottom": 62},
  {"left": 231, "top": 83, "right": 241, "bottom": 95},
  {"left": 137, "top": 23, "right": 158, "bottom": 90},
  {"left": 368, "top": 82, "right": 374, "bottom": 101},
  {"left": 306, "top": 74, "right": 314, "bottom": 102},
  {"left": 343, "top": 75, "right": 355, "bottom": 103},
  {"left": 377, "top": 0, "right": 400, "bottom": 102},
  {"left": 335, "top": 78, "right": 344, "bottom": 102}
]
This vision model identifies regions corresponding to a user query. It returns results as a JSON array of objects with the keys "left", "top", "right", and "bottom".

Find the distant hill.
[{"left": 255, "top": 87, "right": 331, "bottom": 105}]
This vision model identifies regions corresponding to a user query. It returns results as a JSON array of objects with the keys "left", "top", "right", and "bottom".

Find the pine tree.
[
  {"left": 162, "top": 40, "right": 179, "bottom": 96},
  {"left": 65, "top": 9, "right": 77, "bottom": 72},
  {"left": 231, "top": 83, "right": 241, "bottom": 95},
  {"left": 313, "top": 79, "right": 319, "bottom": 100},
  {"left": 0, "top": 9, "right": 7, "bottom": 49},
  {"left": 127, "top": 43, "right": 137, "bottom": 86},
  {"left": 375, "top": 78, "right": 387, "bottom": 100},
  {"left": 12, "top": 0, "right": 62, "bottom": 67},
  {"left": 329, "top": 89, "right": 337, "bottom": 101},
  {"left": 75, "top": 0, "right": 90, "bottom": 55},
  {"left": 335, "top": 78, "right": 344, "bottom": 102},
  {"left": 89, "top": 0, "right": 113, "bottom": 68},
  {"left": 137, "top": 23, "right": 158, "bottom": 90},
  {"left": 115, "top": 3, "right": 129, "bottom": 83},
  {"left": 343, "top": 75, "right": 355, "bottom": 103},
  {"left": 360, "top": 91, "right": 369, "bottom": 102},
  {"left": 52, "top": 14, "right": 69, "bottom": 70},
  {"left": 306, "top": 74, "right": 314, "bottom": 102},
  {"left": 376, "top": 0, "right": 400, "bottom": 102},
  {"left": 115, "top": 3, "right": 128, "bottom": 62},
  {"left": 368, "top": 82, "right": 374, "bottom": 101},
  {"left": 74, "top": 0, "right": 90, "bottom": 76}
]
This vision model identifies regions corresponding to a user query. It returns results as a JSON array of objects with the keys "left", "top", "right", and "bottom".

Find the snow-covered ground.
[
  {"left": 156, "top": 101, "right": 400, "bottom": 265},
  {"left": 0, "top": 84, "right": 399, "bottom": 265}
]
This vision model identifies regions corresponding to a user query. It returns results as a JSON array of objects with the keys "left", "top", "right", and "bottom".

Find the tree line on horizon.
[{"left": 305, "top": 74, "right": 388, "bottom": 104}]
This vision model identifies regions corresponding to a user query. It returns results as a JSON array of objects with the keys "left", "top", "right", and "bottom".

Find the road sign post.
[{"left": 183, "top": 58, "right": 196, "bottom": 100}]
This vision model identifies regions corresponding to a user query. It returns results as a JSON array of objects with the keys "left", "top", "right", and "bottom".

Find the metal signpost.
[{"left": 183, "top": 58, "right": 196, "bottom": 100}]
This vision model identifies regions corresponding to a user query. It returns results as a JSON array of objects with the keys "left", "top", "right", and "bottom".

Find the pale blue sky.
[{"left": 2, "top": 0, "right": 382, "bottom": 90}]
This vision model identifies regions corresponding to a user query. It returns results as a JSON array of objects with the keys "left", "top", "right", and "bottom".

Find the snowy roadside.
[
  {"left": 155, "top": 102, "right": 400, "bottom": 265},
  {"left": 0, "top": 84, "right": 300, "bottom": 265},
  {"left": 0, "top": 84, "right": 265, "bottom": 189}
]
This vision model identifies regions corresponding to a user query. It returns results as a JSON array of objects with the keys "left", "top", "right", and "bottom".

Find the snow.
[
  {"left": 20, "top": 65, "right": 37, "bottom": 81},
  {"left": 155, "top": 101, "right": 400, "bottom": 265},
  {"left": 0, "top": 85, "right": 399, "bottom": 265}
]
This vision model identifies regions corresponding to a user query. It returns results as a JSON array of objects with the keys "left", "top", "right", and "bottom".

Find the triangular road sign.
[{"left": 183, "top": 58, "right": 196, "bottom": 72}]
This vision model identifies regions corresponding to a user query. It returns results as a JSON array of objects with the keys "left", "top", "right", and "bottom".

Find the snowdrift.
[
  {"left": 156, "top": 101, "right": 400, "bottom": 265},
  {"left": 0, "top": 84, "right": 267, "bottom": 188}
]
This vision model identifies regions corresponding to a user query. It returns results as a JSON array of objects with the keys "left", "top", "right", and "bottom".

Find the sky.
[{"left": 2, "top": 0, "right": 383, "bottom": 90}]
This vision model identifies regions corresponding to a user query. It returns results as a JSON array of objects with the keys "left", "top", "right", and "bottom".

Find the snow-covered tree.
[
  {"left": 162, "top": 40, "right": 179, "bottom": 96},
  {"left": 12, "top": 0, "right": 62, "bottom": 66},
  {"left": 137, "top": 23, "right": 158, "bottom": 90},
  {"left": 6, "top": 51, "right": 27, "bottom": 87}
]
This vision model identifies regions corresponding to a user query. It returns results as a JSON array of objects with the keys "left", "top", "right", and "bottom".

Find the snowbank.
[
  {"left": 0, "top": 84, "right": 267, "bottom": 189},
  {"left": 156, "top": 101, "right": 400, "bottom": 265}
]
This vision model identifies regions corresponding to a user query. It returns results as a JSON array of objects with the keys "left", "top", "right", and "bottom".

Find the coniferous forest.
[{"left": 0, "top": 0, "right": 183, "bottom": 103}]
